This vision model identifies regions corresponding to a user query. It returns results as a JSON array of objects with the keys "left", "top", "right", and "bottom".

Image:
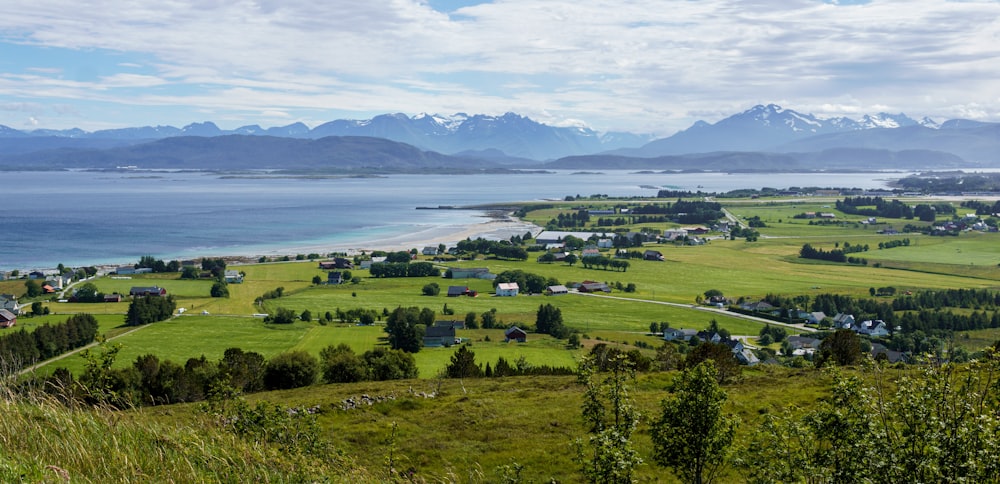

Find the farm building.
[
  {"left": 447, "top": 267, "right": 494, "bottom": 280},
  {"left": 0, "top": 309, "right": 16, "bottom": 328},
  {"left": 504, "top": 326, "right": 527, "bottom": 343},
  {"left": 447, "top": 286, "right": 474, "bottom": 297},
  {"left": 496, "top": 282, "right": 519, "bottom": 297},
  {"left": 129, "top": 286, "right": 167, "bottom": 297},
  {"left": 424, "top": 325, "right": 457, "bottom": 347}
]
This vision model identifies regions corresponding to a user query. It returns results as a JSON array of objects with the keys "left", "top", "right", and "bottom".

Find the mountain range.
[
  {"left": 0, "top": 104, "right": 997, "bottom": 171},
  {"left": 0, "top": 113, "right": 650, "bottom": 161}
]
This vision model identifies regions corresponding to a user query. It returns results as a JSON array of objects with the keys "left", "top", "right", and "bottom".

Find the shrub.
[{"left": 263, "top": 351, "right": 318, "bottom": 390}]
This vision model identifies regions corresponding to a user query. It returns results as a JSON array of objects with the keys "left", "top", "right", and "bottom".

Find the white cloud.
[{"left": 0, "top": 0, "right": 999, "bottom": 133}]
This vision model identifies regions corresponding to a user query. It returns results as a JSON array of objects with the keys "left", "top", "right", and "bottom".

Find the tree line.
[
  {"left": 798, "top": 243, "right": 868, "bottom": 265},
  {"left": 0, "top": 314, "right": 99, "bottom": 371},
  {"left": 369, "top": 261, "right": 440, "bottom": 278},
  {"left": 125, "top": 295, "right": 177, "bottom": 326},
  {"left": 836, "top": 196, "right": 913, "bottom": 218},
  {"left": 27, "top": 344, "right": 420, "bottom": 408}
]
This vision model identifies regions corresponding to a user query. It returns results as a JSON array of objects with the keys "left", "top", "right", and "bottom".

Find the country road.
[{"left": 571, "top": 291, "right": 812, "bottom": 332}]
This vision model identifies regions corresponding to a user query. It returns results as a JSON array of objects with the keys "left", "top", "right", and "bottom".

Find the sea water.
[{"left": 2, "top": 170, "right": 902, "bottom": 271}]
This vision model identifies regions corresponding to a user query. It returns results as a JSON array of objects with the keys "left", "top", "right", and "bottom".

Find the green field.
[
  {"left": 7, "top": 194, "right": 1000, "bottom": 483},
  {"left": 12, "top": 195, "right": 1000, "bottom": 381}
]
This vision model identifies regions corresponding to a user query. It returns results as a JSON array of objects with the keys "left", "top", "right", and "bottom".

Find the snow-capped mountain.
[
  {"left": 616, "top": 104, "right": 998, "bottom": 162},
  {"left": 2, "top": 104, "right": 997, "bottom": 163}
]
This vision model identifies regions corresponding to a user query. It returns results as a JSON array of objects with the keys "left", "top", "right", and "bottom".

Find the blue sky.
[{"left": 1, "top": 0, "right": 998, "bottom": 135}]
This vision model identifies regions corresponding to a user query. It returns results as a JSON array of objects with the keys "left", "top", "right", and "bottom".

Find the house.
[
  {"left": 871, "top": 343, "right": 908, "bottom": 363},
  {"left": 741, "top": 301, "right": 775, "bottom": 312},
  {"left": 28, "top": 271, "right": 45, "bottom": 279},
  {"left": 546, "top": 285, "right": 569, "bottom": 295},
  {"left": 0, "top": 295, "right": 18, "bottom": 314},
  {"left": 644, "top": 250, "right": 664, "bottom": 261},
  {"left": 723, "top": 339, "right": 745, "bottom": 353},
  {"left": 685, "top": 226, "right": 710, "bottom": 235},
  {"left": 696, "top": 331, "right": 723, "bottom": 344},
  {"left": 422, "top": 246, "right": 439, "bottom": 256},
  {"left": 103, "top": 294, "right": 123, "bottom": 303},
  {"left": 434, "top": 320, "right": 466, "bottom": 330},
  {"left": 42, "top": 284, "right": 55, "bottom": 294},
  {"left": 319, "top": 258, "right": 353, "bottom": 270},
  {"left": 447, "top": 267, "right": 494, "bottom": 279},
  {"left": 581, "top": 247, "right": 601, "bottom": 258},
  {"left": 597, "top": 238, "right": 613, "bottom": 249},
  {"left": 115, "top": 266, "right": 137, "bottom": 275},
  {"left": 504, "top": 326, "right": 527, "bottom": 343},
  {"left": 129, "top": 286, "right": 167, "bottom": 297},
  {"left": 423, "top": 325, "right": 457, "bottom": 347},
  {"left": 832, "top": 313, "right": 856, "bottom": 329},
  {"left": 0, "top": 309, "right": 16, "bottom": 328},
  {"left": 819, "top": 212, "right": 837, "bottom": 219},
  {"left": 360, "top": 256, "right": 387, "bottom": 269},
  {"left": 802, "top": 311, "right": 827, "bottom": 325},
  {"left": 736, "top": 348, "right": 760, "bottom": 366},
  {"left": 786, "top": 336, "right": 822, "bottom": 353},
  {"left": 496, "top": 282, "right": 519, "bottom": 297},
  {"left": 224, "top": 270, "right": 244, "bottom": 283},
  {"left": 662, "top": 328, "right": 684, "bottom": 341},
  {"left": 579, "top": 282, "right": 611, "bottom": 293},
  {"left": 854, "top": 320, "right": 890, "bottom": 337},
  {"left": 447, "top": 286, "right": 473, "bottom": 297},
  {"left": 534, "top": 231, "right": 599, "bottom": 245},
  {"left": 327, "top": 271, "right": 345, "bottom": 285},
  {"left": 46, "top": 273, "right": 72, "bottom": 290}
]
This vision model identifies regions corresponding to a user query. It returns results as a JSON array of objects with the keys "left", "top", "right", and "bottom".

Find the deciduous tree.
[{"left": 652, "top": 361, "right": 738, "bottom": 484}]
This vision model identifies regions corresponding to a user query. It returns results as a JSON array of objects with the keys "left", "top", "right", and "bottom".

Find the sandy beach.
[{"left": 245, "top": 212, "right": 543, "bottom": 259}]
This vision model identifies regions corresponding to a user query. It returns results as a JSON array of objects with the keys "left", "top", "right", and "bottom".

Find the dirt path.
[{"left": 17, "top": 318, "right": 161, "bottom": 376}]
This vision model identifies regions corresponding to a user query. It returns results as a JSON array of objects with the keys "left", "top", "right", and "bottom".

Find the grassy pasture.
[
  {"left": 22, "top": 196, "right": 1000, "bottom": 382},
  {"left": 39, "top": 316, "right": 582, "bottom": 379},
  {"left": 189, "top": 365, "right": 840, "bottom": 483},
  {"left": 8, "top": 313, "right": 127, "bottom": 339},
  {"left": 266, "top": 281, "right": 757, "bottom": 335},
  {"left": 0, "top": 279, "right": 26, "bottom": 297}
]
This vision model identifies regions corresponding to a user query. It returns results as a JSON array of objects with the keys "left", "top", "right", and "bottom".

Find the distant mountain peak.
[{"left": 857, "top": 112, "right": 918, "bottom": 129}]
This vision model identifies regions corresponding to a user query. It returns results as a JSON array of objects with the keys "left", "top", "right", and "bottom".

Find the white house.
[
  {"left": 597, "top": 238, "right": 613, "bottom": 249},
  {"left": 224, "top": 270, "right": 244, "bottom": 284},
  {"left": 663, "top": 229, "right": 688, "bottom": 241},
  {"left": 496, "top": 282, "right": 519, "bottom": 297}
]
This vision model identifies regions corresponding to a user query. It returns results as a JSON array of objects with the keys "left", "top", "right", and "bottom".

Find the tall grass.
[{"left": 0, "top": 379, "right": 368, "bottom": 483}]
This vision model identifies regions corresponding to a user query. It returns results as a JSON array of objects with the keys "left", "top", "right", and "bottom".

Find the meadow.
[
  {"left": 6, "top": 194, "right": 1000, "bottom": 482},
  {"left": 14, "top": 195, "right": 1000, "bottom": 379}
]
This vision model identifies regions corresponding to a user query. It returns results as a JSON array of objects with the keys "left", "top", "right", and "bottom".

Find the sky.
[{"left": 1, "top": 0, "right": 999, "bottom": 136}]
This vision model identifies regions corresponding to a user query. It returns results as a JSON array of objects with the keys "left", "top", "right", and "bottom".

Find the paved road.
[{"left": 571, "top": 291, "right": 812, "bottom": 332}]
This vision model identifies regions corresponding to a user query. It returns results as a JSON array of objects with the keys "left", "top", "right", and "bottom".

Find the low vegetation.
[{"left": 4, "top": 192, "right": 1000, "bottom": 481}]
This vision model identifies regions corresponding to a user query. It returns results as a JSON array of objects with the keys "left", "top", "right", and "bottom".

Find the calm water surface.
[{"left": 2, "top": 170, "right": 904, "bottom": 271}]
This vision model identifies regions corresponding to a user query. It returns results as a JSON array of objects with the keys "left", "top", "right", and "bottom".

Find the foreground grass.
[
  {"left": 0, "top": 389, "right": 367, "bottom": 483},
  {"left": 134, "top": 366, "right": 837, "bottom": 483}
]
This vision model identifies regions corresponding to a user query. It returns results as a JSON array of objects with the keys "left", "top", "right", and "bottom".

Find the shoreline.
[
  {"left": 232, "top": 212, "right": 542, "bottom": 262},
  {"left": 7, "top": 211, "right": 543, "bottom": 274}
]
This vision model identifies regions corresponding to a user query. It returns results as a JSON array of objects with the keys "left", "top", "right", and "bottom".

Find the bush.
[
  {"left": 422, "top": 282, "right": 440, "bottom": 296},
  {"left": 263, "top": 351, "right": 318, "bottom": 390},
  {"left": 210, "top": 281, "right": 229, "bottom": 298},
  {"left": 362, "top": 347, "right": 418, "bottom": 381},
  {"left": 320, "top": 344, "right": 366, "bottom": 383}
]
